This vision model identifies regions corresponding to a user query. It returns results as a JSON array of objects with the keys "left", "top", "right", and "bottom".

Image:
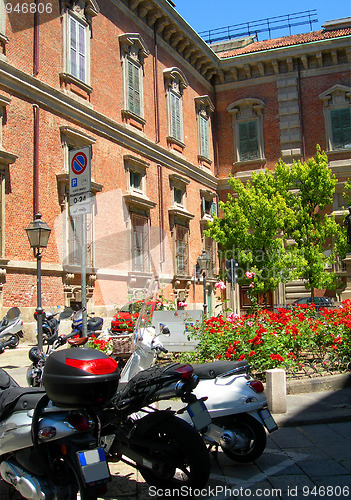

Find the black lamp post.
[
  {"left": 197, "top": 249, "right": 211, "bottom": 315},
  {"left": 25, "top": 213, "right": 51, "bottom": 351}
]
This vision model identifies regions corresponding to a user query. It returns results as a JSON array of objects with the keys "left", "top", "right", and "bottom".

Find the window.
[
  {"left": 61, "top": 0, "right": 99, "bottom": 93},
  {"left": 69, "top": 15, "right": 87, "bottom": 83},
  {"left": 68, "top": 211, "right": 94, "bottom": 267},
  {"left": 228, "top": 98, "right": 265, "bottom": 164},
  {"left": 170, "top": 174, "right": 189, "bottom": 210},
  {"left": 131, "top": 212, "right": 150, "bottom": 273},
  {"left": 330, "top": 108, "right": 351, "bottom": 150},
  {"left": 175, "top": 224, "right": 189, "bottom": 276},
  {"left": 238, "top": 121, "right": 259, "bottom": 161},
  {"left": 119, "top": 34, "right": 149, "bottom": 126},
  {"left": 130, "top": 170, "right": 142, "bottom": 191},
  {"left": 319, "top": 85, "right": 351, "bottom": 152},
  {"left": 195, "top": 96, "right": 214, "bottom": 164},
  {"left": 201, "top": 190, "right": 217, "bottom": 220},
  {"left": 164, "top": 68, "right": 188, "bottom": 150}
]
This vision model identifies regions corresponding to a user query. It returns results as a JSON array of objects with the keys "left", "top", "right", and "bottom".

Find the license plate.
[
  {"left": 187, "top": 399, "right": 212, "bottom": 431},
  {"left": 258, "top": 408, "right": 278, "bottom": 432},
  {"left": 77, "top": 448, "right": 110, "bottom": 485}
]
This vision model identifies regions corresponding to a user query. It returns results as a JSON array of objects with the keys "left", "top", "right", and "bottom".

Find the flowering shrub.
[
  {"left": 182, "top": 300, "right": 351, "bottom": 374},
  {"left": 87, "top": 335, "right": 113, "bottom": 354}
]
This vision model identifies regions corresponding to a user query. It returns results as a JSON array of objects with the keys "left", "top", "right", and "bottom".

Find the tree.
[
  {"left": 269, "top": 146, "right": 344, "bottom": 299},
  {"left": 205, "top": 168, "right": 300, "bottom": 302},
  {"left": 206, "top": 146, "right": 345, "bottom": 303}
]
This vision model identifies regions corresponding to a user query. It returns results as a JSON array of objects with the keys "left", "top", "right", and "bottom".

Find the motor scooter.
[
  {"left": 0, "top": 307, "right": 23, "bottom": 349},
  {"left": 116, "top": 325, "right": 278, "bottom": 463}
]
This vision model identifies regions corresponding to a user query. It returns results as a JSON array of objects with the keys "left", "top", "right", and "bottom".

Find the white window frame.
[
  {"left": 319, "top": 85, "right": 351, "bottom": 152},
  {"left": 164, "top": 68, "right": 188, "bottom": 147},
  {"left": 228, "top": 98, "right": 265, "bottom": 164},
  {"left": 0, "top": 0, "right": 8, "bottom": 43},
  {"left": 119, "top": 34, "right": 149, "bottom": 121},
  {"left": 170, "top": 174, "right": 190, "bottom": 211},
  {"left": 68, "top": 13, "right": 88, "bottom": 84}
]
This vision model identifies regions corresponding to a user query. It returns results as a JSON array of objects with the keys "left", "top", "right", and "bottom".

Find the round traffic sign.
[{"left": 71, "top": 152, "right": 88, "bottom": 175}]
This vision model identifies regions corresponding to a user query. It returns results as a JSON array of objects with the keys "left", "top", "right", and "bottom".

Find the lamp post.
[
  {"left": 25, "top": 213, "right": 51, "bottom": 351},
  {"left": 197, "top": 249, "right": 211, "bottom": 315}
]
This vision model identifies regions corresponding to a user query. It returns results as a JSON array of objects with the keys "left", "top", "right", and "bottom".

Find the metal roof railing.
[{"left": 199, "top": 10, "right": 318, "bottom": 45}]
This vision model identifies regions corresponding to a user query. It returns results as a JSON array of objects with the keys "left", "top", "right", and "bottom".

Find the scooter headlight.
[{"left": 28, "top": 346, "right": 42, "bottom": 363}]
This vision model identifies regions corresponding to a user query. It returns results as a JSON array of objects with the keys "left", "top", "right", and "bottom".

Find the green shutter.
[
  {"left": 331, "top": 108, "right": 351, "bottom": 150},
  {"left": 128, "top": 60, "right": 141, "bottom": 116},
  {"left": 200, "top": 115, "right": 209, "bottom": 158},
  {"left": 239, "top": 121, "right": 259, "bottom": 161},
  {"left": 171, "top": 92, "right": 181, "bottom": 141}
]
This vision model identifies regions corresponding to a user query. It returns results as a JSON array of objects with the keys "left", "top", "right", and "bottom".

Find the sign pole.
[{"left": 81, "top": 213, "right": 87, "bottom": 337}]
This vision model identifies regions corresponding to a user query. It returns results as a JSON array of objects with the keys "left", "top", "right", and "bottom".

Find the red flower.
[
  {"left": 238, "top": 354, "right": 245, "bottom": 361},
  {"left": 270, "top": 353, "right": 284, "bottom": 362},
  {"left": 248, "top": 351, "right": 256, "bottom": 357}
]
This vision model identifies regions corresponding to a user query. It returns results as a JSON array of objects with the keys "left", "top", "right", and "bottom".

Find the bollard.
[{"left": 266, "top": 368, "right": 287, "bottom": 414}]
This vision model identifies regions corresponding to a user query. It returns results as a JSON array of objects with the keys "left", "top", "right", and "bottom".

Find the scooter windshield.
[{"left": 132, "top": 277, "right": 159, "bottom": 348}]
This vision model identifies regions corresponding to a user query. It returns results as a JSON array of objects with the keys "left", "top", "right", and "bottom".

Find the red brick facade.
[{"left": 0, "top": 1, "right": 350, "bottom": 331}]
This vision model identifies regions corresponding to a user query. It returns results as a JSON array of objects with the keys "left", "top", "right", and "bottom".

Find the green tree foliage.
[
  {"left": 205, "top": 146, "right": 344, "bottom": 300},
  {"left": 205, "top": 167, "right": 300, "bottom": 297}
]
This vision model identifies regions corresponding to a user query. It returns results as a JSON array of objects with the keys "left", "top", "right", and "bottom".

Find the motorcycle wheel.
[
  {"left": 138, "top": 415, "right": 211, "bottom": 489},
  {"left": 64, "top": 460, "right": 99, "bottom": 500},
  {"left": 213, "top": 413, "right": 267, "bottom": 463},
  {"left": 1, "top": 333, "right": 20, "bottom": 349}
]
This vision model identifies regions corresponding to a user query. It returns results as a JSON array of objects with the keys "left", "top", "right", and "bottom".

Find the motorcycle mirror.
[
  {"left": 159, "top": 324, "right": 170, "bottom": 337},
  {"left": 6, "top": 307, "right": 20, "bottom": 320}
]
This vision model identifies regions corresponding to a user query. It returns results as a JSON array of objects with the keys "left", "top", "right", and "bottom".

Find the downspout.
[
  {"left": 212, "top": 75, "right": 219, "bottom": 177},
  {"left": 33, "top": 0, "right": 39, "bottom": 76},
  {"left": 297, "top": 58, "right": 306, "bottom": 161},
  {"left": 33, "top": 104, "right": 39, "bottom": 216},
  {"left": 153, "top": 23, "right": 160, "bottom": 144},
  {"left": 157, "top": 164, "right": 165, "bottom": 267},
  {"left": 153, "top": 25, "right": 160, "bottom": 144}
]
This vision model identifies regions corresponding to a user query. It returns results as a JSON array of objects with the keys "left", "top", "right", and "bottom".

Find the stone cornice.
[{"left": 0, "top": 59, "right": 218, "bottom": 191}]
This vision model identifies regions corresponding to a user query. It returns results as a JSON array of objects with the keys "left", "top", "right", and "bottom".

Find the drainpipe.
[
  {"left": 153, "top": 25, "right": 160, "bottom": 144},
  {"left": 297, "top": 59, "right": 306, "bottom": 161},
  {"left": 33, "top": 0, "right": 39, "bottom": 76},
  {"left": 212, "top": 75, "right": 219, "bottom": 177},
  {"left": 33, "top": 104, "right": 39, "bottom": 216},
  {"left": 157, "top": 164, "right": 165, "bottom": 267}
]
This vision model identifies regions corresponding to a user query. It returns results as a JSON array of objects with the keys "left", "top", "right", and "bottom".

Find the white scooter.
[
  {"left": 0, "top": 307, "right": 24, "bottom": 349},
  {"left": 115, "top": 326, "right": 278, "bottom": 463}
]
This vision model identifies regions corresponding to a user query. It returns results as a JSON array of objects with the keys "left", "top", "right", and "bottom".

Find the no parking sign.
[{"left": 69, "top": 147, "right": 92, "bottom": 216}]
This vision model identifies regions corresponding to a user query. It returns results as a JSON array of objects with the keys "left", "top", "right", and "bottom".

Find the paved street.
[{"left": 0, "top": 346, "right": 350, "bottom": 499}]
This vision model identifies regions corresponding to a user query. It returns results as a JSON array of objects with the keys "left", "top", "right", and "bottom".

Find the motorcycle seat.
[
  {"left": 0, "top": 386, "right": 46, "bottom": 420},
  {"left": 192, "top": 360, "right": 248, "bottom": 379}
]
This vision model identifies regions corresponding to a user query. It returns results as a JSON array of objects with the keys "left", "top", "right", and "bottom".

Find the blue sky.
[{"left": 173, "top": 1, "right": 351, "bottom": 38}]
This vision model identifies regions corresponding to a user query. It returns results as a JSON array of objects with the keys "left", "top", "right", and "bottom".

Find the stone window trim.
[
  {"left": 228, "top": 98, "right": 266, "bottom": 165},
  {"left": 169, "top": 173, "right": 190, "bottom": 211},
  {"left": 164, "top": 68, "right": 188, "bottom": 150},
  {"left": 195, "top": 96, "right": 214, "bottom": 164},
  {"left": 119, "top": 33, "right": 150, "bottom": 123},
  {"left": 0, "top": 0, "right": 8, "bottom": 44},
  {"left": 123, "top": 155, "right": 156, "bottom": 211},
  {"left": 319, "top": 84, "right": 351, "bottom": 153},
  {"left": 200, "top": 188, "right": 217, "bottom": 223}
]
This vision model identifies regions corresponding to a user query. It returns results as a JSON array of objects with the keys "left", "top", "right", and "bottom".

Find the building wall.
[{"left": 0, "top": 0, "right": 350, "bottom": 330}]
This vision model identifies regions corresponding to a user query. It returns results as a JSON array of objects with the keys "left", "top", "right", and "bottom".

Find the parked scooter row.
[
  {"left": 119, "top": 324, "right": 277, "bottom": 463},
  {"left": 27, "top": 307, "right": 104, "bottom": 387},
  {"left": 0, "top": 335, "right": 211, "bottom": 499},
  {"left": 0, "top": 307, "right": 23, "bottom": 349}
]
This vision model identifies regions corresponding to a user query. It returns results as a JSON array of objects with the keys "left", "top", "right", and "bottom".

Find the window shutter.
[
  {"left": 211, "top": 201, "right": 217, "bottom": 217},
  {"left": 128, "top": 60, "right": 141, "bottom": 116},
  {"left": 69, "top": 17, "right": 78, "bottom": 78},
  {"left": 239, "top": 121, "right": 259, "bottom": 160},
  {"left": 171, "top": 92, "right": 181, "bottom": 141},
  {"left": 331, "top": 108, "right": 351, "bottom": 150},
  {"left": 200, "top": 115, "right": 209, "bottom": 158},
  {"left": 78, "top": 23, "right": 86, "bottom": 82}
]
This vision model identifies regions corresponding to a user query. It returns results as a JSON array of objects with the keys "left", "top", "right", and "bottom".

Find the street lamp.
[
  {"left": 197, "top": 249, "right": 211, "bottom": 315},
  {"left": 25, "top": 213, "right": 51, "bottom": 351}
]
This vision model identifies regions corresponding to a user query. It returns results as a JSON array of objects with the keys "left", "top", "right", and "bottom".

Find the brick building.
[{"left": 0, "top": 1, "right": 350, "bottom": 330}]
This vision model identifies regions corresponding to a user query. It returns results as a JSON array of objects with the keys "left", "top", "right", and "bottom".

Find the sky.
[{"left": 173, "top": 1, "right": 351, "bottom": 40}]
